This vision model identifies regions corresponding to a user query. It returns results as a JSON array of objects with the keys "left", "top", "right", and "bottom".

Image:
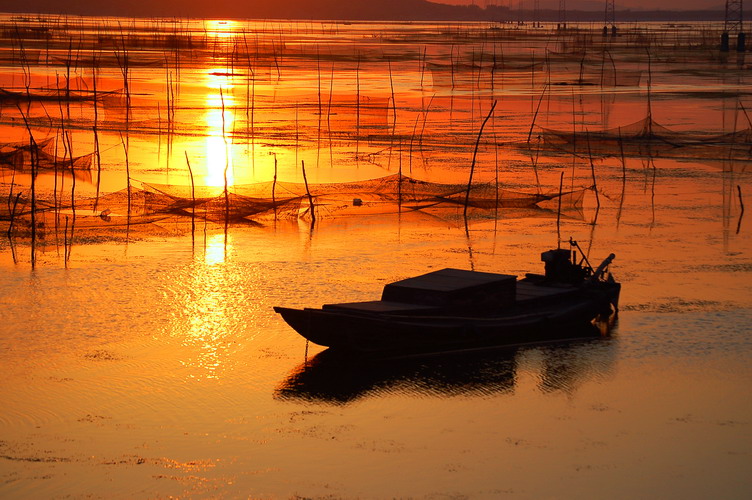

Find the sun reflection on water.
[
  {"left": 203, "top": 71, "right": 236, "bottom": 187},
  {"left": 204, "top": 19, "right": 238, "bottom": 39},
  {"left": 175, "top": 233, "right": 237, "bottom": 379},
  {"left": 204, "top": 232, "right": 231, "bottom": 266}
]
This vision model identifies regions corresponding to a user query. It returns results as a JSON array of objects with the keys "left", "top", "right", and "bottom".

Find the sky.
[
  {"left": 433, "top": 0, "right": 724, "bottom": 10},
  {"left": 0, "top": 0, "right": 728, "bottom": 18}
]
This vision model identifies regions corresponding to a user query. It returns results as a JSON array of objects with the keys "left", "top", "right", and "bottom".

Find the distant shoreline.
[{"left": 0, "top": 4, "right": 729, "bottom": 23}]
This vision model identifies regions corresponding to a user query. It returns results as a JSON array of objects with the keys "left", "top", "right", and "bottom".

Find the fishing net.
[
  {"left": 2, "top": 173, "right": 588, "bottom": 236},
  {"left": 536, "top": 115, "right": 752, "bottom": 162},
  {"left": 0, "top": 137, "right": 94, "bottom": 182},
  {"left": 127, "top": 174, "right": 583, "bottom": 221}
]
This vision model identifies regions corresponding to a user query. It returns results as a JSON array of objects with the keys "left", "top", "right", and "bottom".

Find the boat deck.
[
  {"left": 322, "top": 301, "right": 438, "bottom": 314},
  {"left": 322, "top": 272, "right": 579, "bottom": 315}
]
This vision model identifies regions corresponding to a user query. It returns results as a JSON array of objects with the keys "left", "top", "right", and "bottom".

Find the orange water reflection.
[
  {"left": 205, "top": 19, "right": 238, "bottom": 39},
  {"left": 204, "top": 71, "right": 236, "bottom": 187},
  {"left": 175, "top": 233, "right": 234, "bottom": 379}
]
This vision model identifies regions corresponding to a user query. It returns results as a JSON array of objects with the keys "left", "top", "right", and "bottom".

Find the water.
[{"left": 1, "top": 16, "right": 751, "bottom": 498}]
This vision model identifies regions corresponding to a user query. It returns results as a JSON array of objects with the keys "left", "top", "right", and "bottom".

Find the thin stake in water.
[{"left": 464, "top": 100, "right": 498, "bottom": 218}]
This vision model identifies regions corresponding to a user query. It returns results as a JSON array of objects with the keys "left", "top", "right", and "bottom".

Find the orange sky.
[
  {"left": 3, "top": 0, "right": 728, "bottom": 18},
  {"left": 433, "top": 0, "right": 723, "bottom": 10}
]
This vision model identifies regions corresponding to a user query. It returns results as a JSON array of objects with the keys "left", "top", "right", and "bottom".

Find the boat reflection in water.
[{"left": 275, "top": 331, "right": 618, "bottom": 405}]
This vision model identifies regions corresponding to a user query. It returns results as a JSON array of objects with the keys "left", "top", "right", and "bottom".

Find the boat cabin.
[{"left": 322, "top": 268, "right": 517, "bottom": 315}]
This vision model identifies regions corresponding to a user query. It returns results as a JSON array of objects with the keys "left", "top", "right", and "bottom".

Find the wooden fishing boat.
[{"left": 274, "top": 242, "right": 620, "bottom": 354}]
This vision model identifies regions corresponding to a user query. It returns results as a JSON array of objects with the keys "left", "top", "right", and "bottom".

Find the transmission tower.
[
  {"left": 558, "top": 0, "right": 567, "bottom": 29},
  {"left": 725, "top": 0, "right": 744, "bottom": 33},
  {"left": 602, "top": 0, "right": 617, "bottom": 37},
  {"left": 604, "top": 0, "right": 615, "bottom": 27},
  {"left": 721, "top": 0, "right": 745, "bottom": 51}
]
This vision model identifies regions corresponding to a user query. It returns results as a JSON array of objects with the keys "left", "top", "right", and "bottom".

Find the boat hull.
[{"left": 274, "top": 285, "right": 618, "bottom": 354}]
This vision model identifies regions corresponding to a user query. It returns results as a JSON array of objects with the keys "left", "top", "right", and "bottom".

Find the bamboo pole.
[
  {"left": 301, "top": 160, "right": 315, "bottom": 223},
  {"left": 328, "top": 62, "right": 335, "bottom": 169},
  {"left": 586, "top": 130, "right": 600, "bottom": 225},
  {"left": 220, "top": 87, "right": 230, "bottom": 222},
  {"left": 408, "top": 114, "right": 419, "bottom": 175},
  {"left": 464, "top": 100, "right": 498, "bottom": 218},
  {"left": 355, "top": 52, "right": 361, "bottom": 157},
  {"left": 617, "top": 127, "right": 626, "bottom": 226},
  {"left": 418, "top": 93, "right": 434, "bottom": 154},
  {"left": 184, "top": 152, "right": 196, "bottom": 243},
  {"left": 419, "top": 46, "right": 426, "bottom": 90},
  {"left": 388, "top": 57, "right": 397, "bottom": 138},
  {"left": 586, "top": 129, "right": 600, "bottom": 209},
  {"left": 119, "top": 132, "right": 131, "bottom": 216},
  {"left": 737, "top": 185, "right": 745, "bottom": 234},
  {"left": 64, "top": 130, "right": 77, "bottom": 264},
  {"left": 92, "top": 54, "right": 102, "bottom": 212},
  {"left": 494, "top": 138, "right": 500, "bottom": 211},
  {"left": 398, "top": 139, "right": 403, "bottom": 207},
  {"left": 16, "top": 101, "right": 37, "bottom": 268},
  {"left": 738, "top": 185, "right": 745, "bottom": 215},
  {"left": 272, "top": 153, "right": 278, "bottom": 219},
  {"left": 527, "top": 83, "right": 548, "bottom": 144}
]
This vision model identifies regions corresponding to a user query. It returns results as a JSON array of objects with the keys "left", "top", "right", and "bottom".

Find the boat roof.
[{"left": 382, "top": 268, "right": 516, "bottom": 307}]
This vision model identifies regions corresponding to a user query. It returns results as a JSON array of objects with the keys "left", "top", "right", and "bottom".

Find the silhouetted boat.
[{"left": 274, "top": 242, "right": 621, "bottom": 354}]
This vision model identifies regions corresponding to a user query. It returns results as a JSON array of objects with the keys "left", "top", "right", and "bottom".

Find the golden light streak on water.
[
  {"left": 204, "top": 71, "right": 236, "bottom": 187},
  {"left": 203, "top": 232, "right": 230, "bottom": 266},
  {"left": 204, "top": 19, "right": 238, "bottom": 40},
  {"left": 179, "top": 233, "right": 234, "bottom": 379}
]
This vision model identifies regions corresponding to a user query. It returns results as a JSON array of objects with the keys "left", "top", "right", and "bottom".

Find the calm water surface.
[
  {"left": 1, "top": 16, "right": 751, "bottom": 499},
  {"left": 2, "top": 212, "right": 750, "bottom": 498}
]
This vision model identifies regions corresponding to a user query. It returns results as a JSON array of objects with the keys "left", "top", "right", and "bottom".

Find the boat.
[{"left": 274, "top": 240, "right": 620, "bottom": 355}]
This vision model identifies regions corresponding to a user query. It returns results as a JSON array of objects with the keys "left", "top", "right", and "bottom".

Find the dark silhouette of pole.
[
  {"left": 464, "top": 101, "right": 497, "bottom": 218},
  {"left": 302, "top": 160, "right": 315, "bottom": 223}
]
